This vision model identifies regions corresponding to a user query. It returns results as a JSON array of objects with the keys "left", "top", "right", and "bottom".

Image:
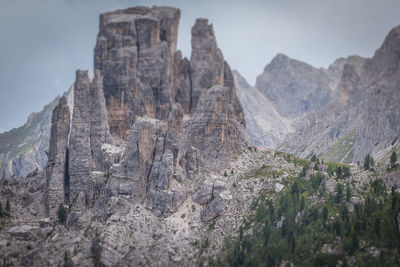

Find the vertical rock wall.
[
  {"left": 45, "top": 97, "right": 70, "bottom": 219},
  {"left": 45, "top": 6, "right": 249, "bottom": 219}
]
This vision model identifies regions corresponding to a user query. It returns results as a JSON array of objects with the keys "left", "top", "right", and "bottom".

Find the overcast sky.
[{"left": 1, "top": 0, "right": 399, "bottom": 132}]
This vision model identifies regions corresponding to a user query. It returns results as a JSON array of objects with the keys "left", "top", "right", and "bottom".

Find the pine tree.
[
  {"left": 390, "top": 151, "right": 397, "bottom": 168},
  {"left": 57, "top": 204, "right": 67, "bottom": 225},
  {"left": 346, "top": 186, "right": 352, "bottom": 202},
  {"left": 364, "top": 154, "right": 371, "bottom": 170},
  {"left": 313, "top": 163, "right": 319, "bottom": 171},
  {"left": 335, "top": 183, "right": 344, "bottom": 203},
  {"left": 392, "top": 187, "right": 397, "bottom": 210},
  {"left": 300, "top": 196, "right": 305, "bottom": 211},
  {"left": 336, "top": 167, "right": 342, "bottom": 178},
  {"left": 322, "top": 206, "right": 328, "bottom": 223},
  {"left": 349, "top": 232, "right": 359, "bottom": 254},
  {"left": 339, "top": 203, "right": 349, "bottom": 221},
  {"left": 5, "top": 199, "right": 10, "bottom": 215},
  {"left": 343, "top": 167, "right": 351, "bottom": 178},
  {"left": 374, "top": 217, "right": 380, "bottom": 235},
  {"left": 291, "top": 182, "right": 299, "bottom": 199}
]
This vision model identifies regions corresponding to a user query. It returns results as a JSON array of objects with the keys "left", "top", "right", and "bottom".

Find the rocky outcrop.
[
  {"left": 68, "top": 71, "right": 94, "bottom": 204},
  {"left": 94, "top": 6, "right": 181, "bottom": 140},
  {"left": 44, "top": 6, "right": 248, "bottom": 220},
  {"left": 190, "top": 19, "right": 226, "bottom": 111},
  {"left": 44, "top": 97, "right": 70, "bottom": 219}
]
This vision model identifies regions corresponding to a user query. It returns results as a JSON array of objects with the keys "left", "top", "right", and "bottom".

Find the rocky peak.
[
  {"left": 327, "top": 55, "right": 365, "bottom": 77},
  {"left": 363, "top": 25, "right": 400, "bottom": 83},
  {"left": 45, "top": 6, "right": 248, "bottom": 220},
  {"left": 255, "top": 54, "right": 333, "bottom": 119},
  {"left": 45, "top": 97, "right": 70, "bottom": 218},
  {"left": 94, "top": 6, "right": 180, "bottom": 140},
  {"left": 266, "top": 53, "right": 291, "bottom": 70},
  {"left": 190, "top": 18, "right": 226, "bottom": 112}
]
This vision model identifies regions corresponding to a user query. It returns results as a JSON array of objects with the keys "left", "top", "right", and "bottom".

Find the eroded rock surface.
[
  {"left": 42, "top": 6, "right": 248, "bottom": 222},
  {"left": 279, "top": 26, "right": 400, "bottom": 163}
]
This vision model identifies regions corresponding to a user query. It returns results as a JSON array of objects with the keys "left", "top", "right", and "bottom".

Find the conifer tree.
[{"left": 390, "top": 151, "right": 397, "bottom": 168}]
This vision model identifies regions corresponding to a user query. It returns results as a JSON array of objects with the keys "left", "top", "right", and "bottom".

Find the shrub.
[
  {"left": 311, "top": 155, "right": 317, "bottom": 162},
  {"left": 313, "top": 163, "right": 319, "bottom": 171}
]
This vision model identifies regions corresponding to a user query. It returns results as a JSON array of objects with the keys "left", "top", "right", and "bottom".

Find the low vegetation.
[{"left": 213, "top": 162, "right": 400, "bottom": 266}]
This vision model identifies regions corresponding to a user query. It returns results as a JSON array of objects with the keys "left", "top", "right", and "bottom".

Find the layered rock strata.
[{"left": 45, "top": 6, "right": 248, "bottom": 220}]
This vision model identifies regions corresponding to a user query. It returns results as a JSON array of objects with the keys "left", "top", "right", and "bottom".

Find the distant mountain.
[
  {"left": 279, "top": 25, "right": 400, "bottom": 163},
  {"left": 255, "top": 53, "right": 365, "bottom": 121},
  {"left": 0, "top": 96, "right": 60, "bottom": 178},
  {"left": 233, "top": 70, "right": 292, "bottom": 147}
]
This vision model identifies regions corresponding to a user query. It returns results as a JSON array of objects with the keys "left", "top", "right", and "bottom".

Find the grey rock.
[
  {"left": 44, "top": 97, "right": 70, "bottom": 219},
  {"left": 39, "top": 218, "right": 51, "bottom": 228},
  {"left": 8, "top": 225, "right": 40, "bottom": 240},
  {"left": 279, "top": 26, "right": 400, "bottom": 163},
  {"left": 43, "top": 6, "right": 248, "bottom": 220},
  {"left": 0, "top": 96, "right": 60, "bottom": 179},
  {"left": 255, "top": 53, "right": 335, "bottom": 119},
  {"left": 201, "top": 198, "right": 228, "bottom": 222},
  {"left": 68, "top": 70, "right": 93, "bottom": 204},
  {"left": 233, "top": 70, "right": 292, "bottom": 148},
  {"left": 190, "top": 18, "right": 225, "bottom": 112}
]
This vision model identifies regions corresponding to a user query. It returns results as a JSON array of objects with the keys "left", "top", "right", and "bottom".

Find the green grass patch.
[{"left": 321, "top": 129, "right": 356, "bottom": 164}]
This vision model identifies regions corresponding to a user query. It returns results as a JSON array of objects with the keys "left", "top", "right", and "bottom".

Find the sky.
[{"left": 0, "top": 0, "right": 399, "bottom": 132}]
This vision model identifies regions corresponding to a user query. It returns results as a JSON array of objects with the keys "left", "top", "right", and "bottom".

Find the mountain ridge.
[{"left": 0, "top": 6, "right": 400, "bottom": 266}]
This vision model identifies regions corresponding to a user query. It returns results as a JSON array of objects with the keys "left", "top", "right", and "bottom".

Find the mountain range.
[{"left": 0, "top": 5, "right": 400, "bottom": 266}]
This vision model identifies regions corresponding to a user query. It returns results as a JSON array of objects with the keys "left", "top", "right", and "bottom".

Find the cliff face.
[
  {"left": 233, "top": 70, "right": 293, "bottom": 148},
  {"left": 255, "top": 54, "right": 335, "bottom": 120},
  {"left": 235, "top": 52, "right": 365, "bottom": 154},
  {"left": 0, "top": 96, "right": 60, "bottom": 179},
  {"left": 45, "top": 6, "right": 248, "bottom": 219},
  {"left": 279, "top": 25, "right": 400, "bottom": 163}
]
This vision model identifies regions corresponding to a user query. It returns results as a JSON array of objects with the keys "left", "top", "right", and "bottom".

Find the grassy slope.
[{"left": 0, "top": 97, "right": 58, "bottom": 171}]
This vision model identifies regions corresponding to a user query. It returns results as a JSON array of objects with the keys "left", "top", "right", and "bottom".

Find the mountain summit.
[{"left": 45, "top": 6, "right": 249, "bottom": 220}]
